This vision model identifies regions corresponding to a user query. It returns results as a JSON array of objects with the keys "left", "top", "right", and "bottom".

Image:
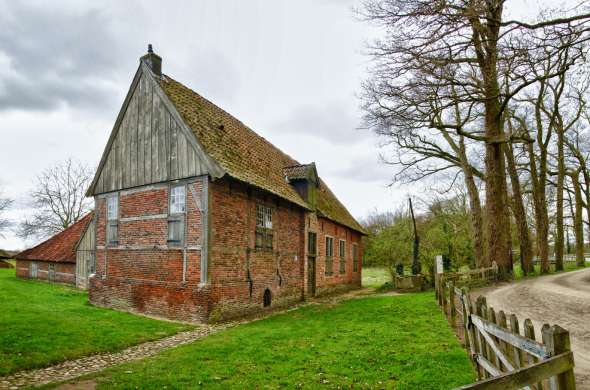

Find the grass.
[
  {"left": 362, "top": 266, "right": 392, "bottom": 288},
  {"left": 512, "top": 261, "right": 585, "bottom": 280},
  {"left": 0, "top": 268, "right": 193, "bottom": 376},
  {"left": 54, "top": 292, "right": 475, "bottom": 390}
]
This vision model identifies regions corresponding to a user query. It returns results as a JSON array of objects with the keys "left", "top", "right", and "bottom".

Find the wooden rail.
[{"left": 435, "top": 265, "right": 576, "bottom": 389}]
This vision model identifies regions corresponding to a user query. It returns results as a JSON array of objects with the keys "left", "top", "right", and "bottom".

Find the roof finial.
[{"left": 147, "top": 44, "right": 153, "bottom": 54}]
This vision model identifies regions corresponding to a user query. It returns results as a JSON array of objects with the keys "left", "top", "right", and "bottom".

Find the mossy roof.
[{"left": 159, "top": 75, "right": 365, "bottom": 234}]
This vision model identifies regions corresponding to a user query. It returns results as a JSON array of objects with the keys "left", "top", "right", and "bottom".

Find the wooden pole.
[
  {"left": 449, "top": 281, "right": 456, "bottom": 324},
  {"left": 543, "top": 325, "right": 577, "bottom": 390}
]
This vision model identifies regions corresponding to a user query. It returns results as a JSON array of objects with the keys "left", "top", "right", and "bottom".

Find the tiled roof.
[
  {"left": 16, "top": 213, "right": 93, "bottom": 263},
  {"left": 159, "top": 75, "right": 365, "bottom": 234}
]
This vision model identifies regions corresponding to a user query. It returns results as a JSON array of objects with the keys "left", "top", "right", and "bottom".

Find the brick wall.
[
  {"left": 15, "top": 259, "right": 76, "bottom": 285},
  {"left": 89, "top": 178, "right": 209, "bottom": 322},
  {"left": 309, "top": 216, "right": 362, "bottom": 296},
  {"left": 88, "top": 175, "right": 362, "bottom": 323},
  {"left": 207, "top": 177, "right": 305, "bottom": 321}
]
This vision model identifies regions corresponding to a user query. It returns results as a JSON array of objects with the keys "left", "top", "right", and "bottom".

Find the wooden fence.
[
  {"left": 435, "top": 262, "right": 498, "bottom": 307},
  {"left": 437, "top": 279, "right": 576, "bottom": 389}
]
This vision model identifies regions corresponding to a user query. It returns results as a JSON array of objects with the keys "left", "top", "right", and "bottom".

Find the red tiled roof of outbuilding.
[{"left": 15, "top": 212, "right": 93, "bottom": 263}]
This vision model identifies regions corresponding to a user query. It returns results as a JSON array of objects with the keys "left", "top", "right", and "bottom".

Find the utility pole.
[{"left": 409, "top": 197, "right": 421, "bottom": 275}]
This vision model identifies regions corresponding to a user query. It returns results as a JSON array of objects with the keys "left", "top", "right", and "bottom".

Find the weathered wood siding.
[
  {"left": 93, "top": 72, "right": 210, "bottom": 194},
  {"left": 76, "top": 219, "right": 95, "bottom": 290}
]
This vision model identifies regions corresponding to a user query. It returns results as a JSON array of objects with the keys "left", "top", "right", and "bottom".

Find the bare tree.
[
  {"left": 0, "top": 187, "right": 13, "bottom": 238},
  {"left": 19, "top": 159, "right": 93, "bottom": 240},
  {"left": 360, "top": 0, "right": 590, "bottom": 278}
]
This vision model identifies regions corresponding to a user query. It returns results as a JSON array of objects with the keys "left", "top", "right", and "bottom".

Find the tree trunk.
[
  {"left": 571, "top": 170, "right": 585, "bottom": 267},
  {"left": 459, "top": 135, "right": 485, "bottom": 268},
  {"left": 504, "top": 143, "right": 533, "bottom": 275},
  {"left": 484, "top": 115, "right": 511, "bottom": 276},
  {"left": 527, "top": 142, "right": 550, "bottom": 273},
  {"left": 555, "top": 125, "right": 565, "bottom": 271}
]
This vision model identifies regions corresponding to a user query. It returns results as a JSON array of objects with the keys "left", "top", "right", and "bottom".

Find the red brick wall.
[
  {"left": 310, "top": 216, "right": 362, "bottom": 295},
  {"left": 89, "top": 179, "right": 209, "bottom": 322},
  {"left": 15, "top": 259, "right": 76, "bottom": 285},
  {"left": 89, "top": 175, "right": 363, "bottom": 323},
  {"left": 207, "top": 177, "right": 305, "bottom": 321}
]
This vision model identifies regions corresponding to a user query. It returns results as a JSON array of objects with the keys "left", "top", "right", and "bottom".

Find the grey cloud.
[
  {"left": 328, "top": 153, "right": 392, "bottom": 183},
  {"left": 272, "top": 102, "right": 365, "bottom": 144},
  {"left": 0, "top": 2, "right": 129, "bottom": 112},
  {"left": 173, "top": 48, "right": 242, "bottom": 106}
]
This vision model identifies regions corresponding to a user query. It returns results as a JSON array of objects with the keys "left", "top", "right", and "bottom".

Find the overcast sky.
[{"left": 0, "top": 0, "right": 567, "bottom": 250}]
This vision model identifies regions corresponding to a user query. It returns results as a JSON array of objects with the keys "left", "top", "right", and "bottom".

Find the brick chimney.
[{"left": 141, "top": 44, "right": 162, "bottom": 77}]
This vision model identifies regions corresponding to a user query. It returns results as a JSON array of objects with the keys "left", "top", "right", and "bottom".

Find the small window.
[
  {"left": 255, "top": 204, "right": 273, "bottom": 250},
  {"left": 325, "top": 236, "right": 334, "bottom": 276},
  {"left": 308, "top": 232, "right": 317, "bottom": 256},
  {"left": 168, "top": 185, "right": 186, "bottom": 246},
  {"left": 352, "top": 243, "right": 359, "bottom": 272},
  {"left": 170, "top": 185, "right": 186, "bottom": 214},
  {"left": 106, "top": 195, "right": 119, "bottom": 245},
  {"left": 339, "top": 240, "right": 346, "bottom": 274},
  {"left": 168, "top": 219, "right": 183, "bottom": 245}
]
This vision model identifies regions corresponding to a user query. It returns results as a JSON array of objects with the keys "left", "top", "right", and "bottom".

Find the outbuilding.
[{"left": 15, "top": 212, "right": 95, "bottom": 289}]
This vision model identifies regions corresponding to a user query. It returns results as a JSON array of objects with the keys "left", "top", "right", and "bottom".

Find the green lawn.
[
  {"left": 55, "top": 293, "right": 475, "bottom": 389},
  {"left": 0, "top": 268, "right": 192, "bottom": 376},
  {"left": 362, "top": 266, "right": 392, "bottom": 288},
  {"left": 513, "top": 261, "right": 584, "bottom": 280}
]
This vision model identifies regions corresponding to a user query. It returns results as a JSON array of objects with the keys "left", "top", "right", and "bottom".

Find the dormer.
[{"left": 283, "top": 163, "right": 319, "bottom": 209}]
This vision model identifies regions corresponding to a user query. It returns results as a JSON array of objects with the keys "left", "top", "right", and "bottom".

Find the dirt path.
[{"left": 481, "top": 268, "right": 590, "bottom": 389}]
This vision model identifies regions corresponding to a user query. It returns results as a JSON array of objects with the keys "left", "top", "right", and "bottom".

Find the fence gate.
[
  {"left": 435, "top": 263, "right": 577, "bottom": 390},
  {"left": 452, "top": 287, "right": 576, "bottom": 389}
]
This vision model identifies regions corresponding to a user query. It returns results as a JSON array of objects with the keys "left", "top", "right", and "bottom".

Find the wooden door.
[
  {"left": 308, "top": 232, "right": 317, "bottom": 296},
  {"left": 48, "top": 263, "right": 55, "bottom": 281},
  {"left": 30, "top": 262, "right": 38, "bottom": 278},
  {"left": 307, "top": 257, "right": 316, "bottom": 296}
]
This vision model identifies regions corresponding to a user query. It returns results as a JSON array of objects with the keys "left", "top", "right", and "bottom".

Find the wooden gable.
[{"left": 88, "top": 63, "right": 223, "bottom": 196}]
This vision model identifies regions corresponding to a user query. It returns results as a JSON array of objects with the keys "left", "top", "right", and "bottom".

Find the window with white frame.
[
  {"left": 339, "top": 240, "right": 346, "bottom": 274},
  {"left": 325, "top": 236, "right": 334, "bottom": 276},
  {"left": 255, "top": 204, "right": 273, "bottom": 250},
  {"left": 168, "top": 184, "right": 186, "bottom": 246},
  {"left": 106, "top": 195, "right": 119, "bottom": 245},
  {"left": 170, "top": 185, "right": 186, "bottom": 214}
]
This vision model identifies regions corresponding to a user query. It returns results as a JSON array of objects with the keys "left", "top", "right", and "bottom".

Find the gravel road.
[{"left": 482, "top": 268, "right": 590, "bottom": 389}]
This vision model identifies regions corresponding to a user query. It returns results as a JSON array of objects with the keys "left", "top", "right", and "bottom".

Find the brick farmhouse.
[
  {"left": 15, "top": 212, "right": 95, "bottom": 288},
  {"left": 86, "top": 46, "right": 366, "bottom": 322}
]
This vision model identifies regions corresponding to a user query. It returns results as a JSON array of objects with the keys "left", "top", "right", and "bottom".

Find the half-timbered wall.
[
  {"left": 76, "top": 218, "right": 96, "bottom": 290},
  {"left": 93, "top": 72, "right": 210, "bottom": 194}
]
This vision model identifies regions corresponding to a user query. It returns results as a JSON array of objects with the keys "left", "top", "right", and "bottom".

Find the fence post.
[
  {"left": 449, "top": 281, "right": 456, "bottom": 324},
  {"left": 543, "top": 325, "right": 577, "bottom": 390},
  {"left": 461, "top": 288, "right": 480, "bottom": 379},
  {"left": 476, "top": 296, "right": 489, "bottom": 378},
  {"left": 523, "top": 319, "right": 543, "bottom": 390},
  {"left": 442, "top": 281, "right": 448, "bottom": 315},
  {"left": 509, "top": 314, "right": 525, "bottom": 369}
]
